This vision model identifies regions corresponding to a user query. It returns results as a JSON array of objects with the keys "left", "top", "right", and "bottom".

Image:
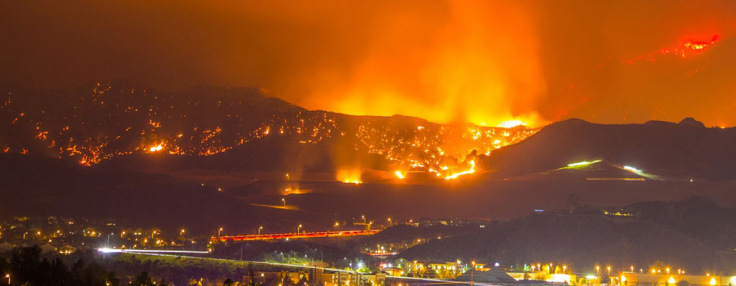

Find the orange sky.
[{"left": 2, "top": 0, "right": 736, "bottom": 127}]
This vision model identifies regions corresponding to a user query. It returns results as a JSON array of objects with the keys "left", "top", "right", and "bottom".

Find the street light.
[
  {"left": 297, "top": 224, "right": 302, "bottom": 233},
  {"left": 218, "top": 227, "right": 223, "bottom": 237},
  {"left": 258, "top": 226, "right": 263, "bottom": 235},
  {"left": 5, "top": 273, "right": 9, "bottom": 284},
  {"left": 282, "top": 197, "right": 286, "bottom": 207},
  {"left": 607, "top": 266, "right": 611, "bottom": 276},
  {"left": 596, "top": 265, "right": 600, "bottom": 276},
  {"left": 563, "top": 265, "right": 567, "bottom": 273}
]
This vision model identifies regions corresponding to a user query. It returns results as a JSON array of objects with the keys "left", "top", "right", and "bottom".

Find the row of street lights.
[
  {"left": 213, "top": 224, "right": 304, "bottom": 237},
  {"left": 214, "top": 215, "right": 399, "bottom": 238}
]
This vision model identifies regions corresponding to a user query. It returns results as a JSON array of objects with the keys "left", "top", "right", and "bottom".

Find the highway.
[{"left": 211, "top": 229, "right": 379, "bottom": 243}]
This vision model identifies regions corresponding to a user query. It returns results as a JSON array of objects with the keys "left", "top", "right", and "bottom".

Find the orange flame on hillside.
[
  {"left": 683, "top": 35, "right": 720, "bottom": 51},
  {"left": 148, "top": 143, "right": 164, "bottom": 152},
  {"left": 337, "top": 168, "right": 362, "bottom": 184}
]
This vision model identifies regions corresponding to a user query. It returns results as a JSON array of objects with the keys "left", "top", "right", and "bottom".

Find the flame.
[
  {"left": 497, "top": 120, "right": 527, "bottom": 128},
  {"left": 683, "top": 35, "right": 720, "bottom": 51},
  {"left": 626, "top": 34, "right": 721, "bottom": 64},
  {"left": 336, "top": 168, "right": 362, "bottom": 184},
  {"left": 148, "top": 143, "right": 164, "bottom": 152},
  {"left": 444, "top": 160, "right": 476, "bottom": 180},
  {"left": 311, "top": 1, "right": 547, "bottom": 128},
  {"left": 394, "top": 171, "right": 405, "bottom": 179}
]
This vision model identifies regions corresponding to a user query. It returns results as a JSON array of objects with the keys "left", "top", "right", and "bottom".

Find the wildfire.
[
  {"left": 148, "top": 143, "right": 164, "bottom": 152},
  {"left": 497, "top": 120, "right": 527, "bottom": 128},
  {"left": 683, "top": 35, "right": 720, "bottom": 51},
  {"left": 626, "top": 34, "right": 721, "bottom": 64},
  {"left": 394, "top": 171, "right": 405, "bottom": 179},
  {"left": 444, "top": 160, "right": 476, "bottom": 180},
  {"left": 337, "top": 168, "right": 363, "bottom": 184},
  {"left": 0, "top": 81, "right": 538, "bottom": 173}
]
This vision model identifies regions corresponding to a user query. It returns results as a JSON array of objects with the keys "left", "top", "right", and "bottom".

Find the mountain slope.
[
  {"left": 0, "top": 81, "right": 534, "bottom": 175},
  {"left": 483, "top": 118, "right": 736, "bottom": 180}
]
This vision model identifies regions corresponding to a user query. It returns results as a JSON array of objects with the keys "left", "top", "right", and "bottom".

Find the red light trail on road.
[{"left": 210, "top": 230, "right": 379, "bottom": 243}]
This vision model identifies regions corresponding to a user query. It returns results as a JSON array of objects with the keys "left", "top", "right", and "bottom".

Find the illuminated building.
[{"left": 615, "top": 273, "right": 735, "bottom": 286}]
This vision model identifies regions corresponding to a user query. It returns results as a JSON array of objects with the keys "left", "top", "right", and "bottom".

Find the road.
[{"left": 211, "top": 229, "right": 379, "bottom": 243}]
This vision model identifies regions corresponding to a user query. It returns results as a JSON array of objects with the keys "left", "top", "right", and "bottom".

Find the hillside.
[
  {"left": 483, "top": 118, "right": 736, "bottom": 180},
  {"left": 395, "top": 196, "right": 736, "bottom": 273},
  {"left": 0, "top": 154, "right": 264, "bottom": 234},
  {"left": 0, "top": 81, "right": 534, "bottom": 176}
]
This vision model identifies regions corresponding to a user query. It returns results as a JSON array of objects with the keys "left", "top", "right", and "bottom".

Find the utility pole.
[{"left": 471, "top": 261, "right": 475, "bottom": 286}]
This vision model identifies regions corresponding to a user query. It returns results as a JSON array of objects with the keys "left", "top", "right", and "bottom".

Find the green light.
[
  {"left": 567, "top": 160, "right": 601, "bottom": 168},
  {"left": 623, "top": 166, "right": 642, "bottom": 173}
]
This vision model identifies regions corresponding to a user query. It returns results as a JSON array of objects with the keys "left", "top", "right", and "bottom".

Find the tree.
[
  {"left": 567, "top": 194, "right": 580, "bottom": 214},
  {"left": 131, "top": 271, "right": 154, "bottom": 286},
  {"left": 223, "top": 278, "right": 235, "bottom": 286}
]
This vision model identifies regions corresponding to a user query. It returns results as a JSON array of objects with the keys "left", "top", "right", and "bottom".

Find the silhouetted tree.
[
  {"left": 5, "top": 246, "right": 118, "bottom": 286},
  {"left": 131, "top": 271, "right": 154, "bottom": 286},
  {"left": 567, "top": 193, "right": 580, "bottom": 214}
]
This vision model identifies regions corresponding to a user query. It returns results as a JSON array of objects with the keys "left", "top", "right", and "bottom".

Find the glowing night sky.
[{"left": 2, "top": 0, "right": 736, "bottom": 127}]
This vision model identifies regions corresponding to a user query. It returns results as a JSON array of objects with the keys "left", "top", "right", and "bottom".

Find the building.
[
  {"left": 617, "top": 273, "right": 736, "bottom": 286},
  {"left": 321, "top": 272, "right": 386, "bottom": 286}
]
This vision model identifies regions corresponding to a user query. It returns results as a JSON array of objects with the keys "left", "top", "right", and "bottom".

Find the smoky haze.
[{"left": 2, "top": 0, "right": 736, "bottom": 127}]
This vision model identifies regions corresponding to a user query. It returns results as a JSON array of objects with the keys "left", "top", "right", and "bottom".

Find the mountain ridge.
[{"left": 483, "top": 117, "right": 736, "bottom": 180}]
